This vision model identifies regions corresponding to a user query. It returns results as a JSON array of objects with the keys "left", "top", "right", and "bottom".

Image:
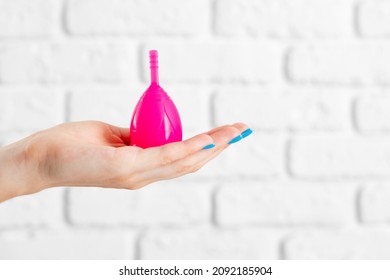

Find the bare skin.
[{"left": 0, "top": 121, "right": 249, "bottom": 203}]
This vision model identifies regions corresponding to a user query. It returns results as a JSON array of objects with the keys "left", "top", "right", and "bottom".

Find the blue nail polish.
[
  {"left": 241, "top": 128, "right": 253, "bottom": 139},
  {"left": 202, "top": 143, "right": 215, "bottom": 150},
  {"left": 228, "top": 135, "right": 243, "bottom": 144}
]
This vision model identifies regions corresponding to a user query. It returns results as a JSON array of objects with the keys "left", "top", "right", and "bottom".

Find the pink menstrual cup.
[{"left": 130, "top": 50, "right": 182, "bottom": 148}]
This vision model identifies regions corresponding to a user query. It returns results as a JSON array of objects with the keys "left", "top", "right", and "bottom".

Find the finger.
[
  {"left": 149, "top": 123, "right": 250, "bottom": 180},
  {"left": 204, "top": 124, "right": 231, "bottom": 135},
  {"left": 230, "top": 122, "right": 250, "bottom": 135},
  {"left": 149, "top": 122, "right": 247, "bottom": 162},
  {"left": 213, "top": 122, "right": 249, "bottom": 149},
  {"left": 134, "top": 125, "right": 244, "bottom": 182},
  {"left": 141, "top": 122, "right": 248, "bottom": 168},
  {"left": 204, "top": 122, "right": 248, "bottom": 137},
  {"left": 193, "top": 122, "right": 250, "bottom": 170},
  {"left": 136, "top": 131, "right": 216, "bottom": 169},
  {"left": 117, "top": 123, "right": 249, "bottom": 179},
  {"left": 110, "top": 133, "right": 213, "bottom": 186},
  {"left": 158, "top": 145, "right": 226, "bottom": 181}
]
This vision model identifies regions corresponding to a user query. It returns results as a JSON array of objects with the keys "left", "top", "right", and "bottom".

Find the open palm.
[{"left": 29, "top": 121, "right": 249, "bottom": 190}]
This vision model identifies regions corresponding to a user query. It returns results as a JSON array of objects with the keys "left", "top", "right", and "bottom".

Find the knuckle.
[{"left": 226, "top": 126, "right": 241, "bottom": 136}]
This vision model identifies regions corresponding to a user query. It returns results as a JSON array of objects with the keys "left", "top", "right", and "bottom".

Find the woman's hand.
[{"left": 0, "top": 121, "right": 251, "bottom": 202}]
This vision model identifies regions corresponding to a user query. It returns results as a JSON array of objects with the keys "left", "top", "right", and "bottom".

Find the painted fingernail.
[
  {"left": 202, "top": 143, "right": 216, "bottom": 150},
  {"left": 241, "top": 128, "right": 253, "bottom": 139},
  {"left": 228, "top": 134, "right": 243, "bottom": 144}
]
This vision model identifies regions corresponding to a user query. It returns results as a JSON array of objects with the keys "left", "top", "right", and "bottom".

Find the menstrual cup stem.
[{"left": 149, "top": 50, "right": 159, "bottom": 85}]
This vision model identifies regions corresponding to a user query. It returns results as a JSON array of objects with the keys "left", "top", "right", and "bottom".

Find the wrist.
[{"left": 0, "top": 133, "right": 48, "bottom": 202}]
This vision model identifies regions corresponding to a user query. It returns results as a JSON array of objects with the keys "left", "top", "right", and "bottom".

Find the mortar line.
[
  {"left": 353, "top": 1, "right": 361, "bottom": 38},
  {"left": 64, "top": 91, "right": 71, "bottom": 122},
  {"left": 209, "top": 90, "right": 217, "bottom": 127},
  {"left": 355, "top": 186, "right": 363, "bottom": 224},
  {"left": 210, "top": 185, "right": 219, "bottom": 227},
  {"left": 134, "top": 230, "right": 145, "bottom": 260},
  {"left": 60, "top": 0, "right": 70, "bottom": 36}
]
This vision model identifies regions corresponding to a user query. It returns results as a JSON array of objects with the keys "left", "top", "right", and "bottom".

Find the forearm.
[{"left": 0, "top": 136, "right": 47, "bottom": 202}]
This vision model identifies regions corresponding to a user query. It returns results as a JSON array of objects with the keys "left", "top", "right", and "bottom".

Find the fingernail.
[
  {"left": 202, "top": 143, "right": 216, "bottom": 150},
  {"left": 241, "top": 128, "right": 253, "bottom": 139},
  {"left": 228, "top": 135, "right": 243, "bottom": 144}
]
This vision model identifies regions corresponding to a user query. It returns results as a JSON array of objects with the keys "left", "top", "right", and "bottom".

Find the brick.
[
  {"left": 0, "top": 188, "right": 64, "bottom": 228},
  {"left": 288, "top": 43, "right": 390, "bottom": 85},
  {"left": 215, "top": 0, "right": 352, "bottom": 38},
  {"left": 0, "top": 42, "right": 137, "bottom": 84},
  {"left": 142, "top": 43, "right": 282, "bottom": 84},
  {"left": 197, "top": 134, "right": 284, "bottom": 178},
  {"left": 0, "top": 230, "right": 136, "bottom": 259},
  {"left": 285, "top": 230, "right": 390, "bottom": 259},
  {"left": 69, "top": 87, "right": 140, "bottom": 128},
  {"left": 355, "top": 94, "right": 390, "bottom": 132},
  {"left": 69, "top": 85, "right": 210, "bottom": 137},
  {"left": 360, "top": 184, "right": 390, "bottom": 223},
  {"left": 290, "top": 135, "right": 390, "bottom": 178},
  {"left": 358, "top": 0, "right": 390, "bottom": 37},
  {"left": 68, "top": 182, "right": 212, "bottom": 226},
  {"left": 140, "top": 228, "right": 281, "bottom": 259},
  {"left": 216, "top": 183, "right": 355, "bottom": 226},
  {"left": 214, "top": 87, "right": 350, "bottom": 131},
  {"left": 0, "top": 88, "right": 65, "bottom": 132},
  {"left": 0, "top": 0, "right": 58, "bottom": 38},
  {"left": 66, "top": 0, "right": 209, "bottom": 36}
]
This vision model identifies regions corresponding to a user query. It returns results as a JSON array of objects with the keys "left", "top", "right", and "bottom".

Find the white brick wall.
[
  {"left": 215, "top": 0, "right": 353, "bottom": 38},
  {"left": 0, "top": 229, "right": 137, "bottom": 259},
  {"left": 67, "top": 182, "right": 212, "bottom": 227},
  {"left": 141, "top": 42, "right": 283, "bottom": 84},
  {"left": 288, "top": 43, "right": 390, "bottom": 85},
  {"left": 140, "top": 227, "right": 283, "bottom": 259},
  {"left": 360, "top": 184, "right": 390, "bottom": 223},
  {"left": 0, "top": 0, "right": 59, "bottom": 38},
  {"left": 0, "top": 0, "right": 389, "bottom": 260},
  {"left": 0, "top": 42, "right": 137, "bottom": 84},
  {"left": 216, "top": 183, "right": 356, "bottom": 226},
  {"left": 355, "top": 94, "right": 390, "bottom": 132},
  {"left": 358, "top": 0, "right": 390, "bottom": 37},
  {"left": 290, "top": 135, "right": 390, "bottom": 178},
  {"left": 0, "top": 89, "right": 65, "bottom": 132},
  {"left": 66, "top": 0, "right": 209, "bottom": 36},
  {"left": 214, "top": 87, "right": 351, "bottom": 131},
  {"left": 0, "top": 188, "right": 64, "bottom": 228},
  {"left": 284, "top": 230, "right": 390, "bottom": 259}
]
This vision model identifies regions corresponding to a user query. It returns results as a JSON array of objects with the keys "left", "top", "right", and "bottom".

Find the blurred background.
[{"left": 1, "top": 0, "right": 390, "bottom": 259}]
